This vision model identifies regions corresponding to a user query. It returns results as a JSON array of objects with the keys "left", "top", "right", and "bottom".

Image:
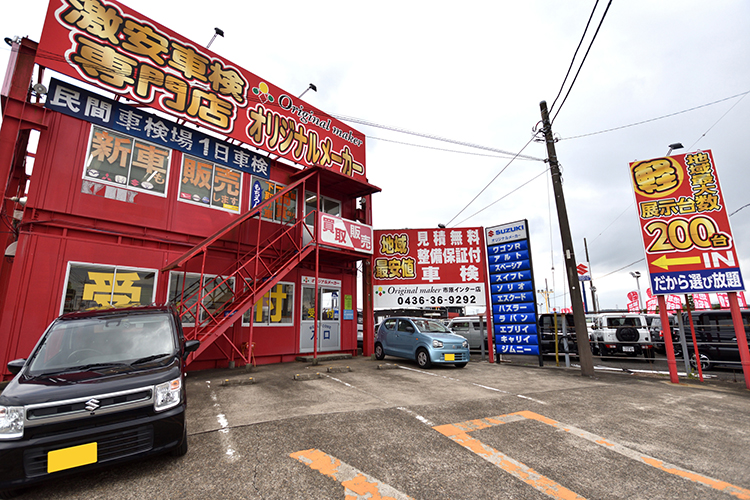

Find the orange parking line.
[
  {"left": 434, "top": 411, "right": 750, "bottom": 500},
  {"left": 291, "top": 449, "right": 414, "bottom": 500}
]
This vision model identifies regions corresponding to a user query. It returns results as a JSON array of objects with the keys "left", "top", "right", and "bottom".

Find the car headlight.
[
  {"left": 0, "top": 406, "right": 24, "bottom": 439},
  {"left": 154, "top": 377, "right": 182, "bottom": 412},
  {"left": 462, "top": 340, "right": 469, "bottom": 349},
  {"left": 432, "top": 339, "right": 443, "bottom": 348}
]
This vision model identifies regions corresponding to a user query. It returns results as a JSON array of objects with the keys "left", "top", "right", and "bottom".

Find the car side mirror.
[
  {"left": 7, "top": 358, "right": 26, "bottom": 376},
  {"left": 183, "top": 340, "right": 200, "bottom": 359}
]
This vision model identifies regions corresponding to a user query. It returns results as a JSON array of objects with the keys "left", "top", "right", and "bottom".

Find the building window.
[
  {"left": 242, "top": 282, "right": 295, "bottom": 326},
  {"left": 62, "top": 263, "right": 157, "bottom": 314},
  {"left": 83, "top": 125, "right": 171, "bottom": 196},
  {"left": 179, "top": 155, "right": 242, "bottom": 213},
  {"left": 304, "top": 192, "right": 340, "bottom": 226},
  {"left": 168, "top": 272, "right": 236, "bottom": 325},
  {"left": 250, "top": 177, "right": 297, "bottom": 224}
]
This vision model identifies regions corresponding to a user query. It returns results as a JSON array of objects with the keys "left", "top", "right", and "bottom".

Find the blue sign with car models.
[{"left": 485, "top": 220, "right": 541, "bottom": 363}]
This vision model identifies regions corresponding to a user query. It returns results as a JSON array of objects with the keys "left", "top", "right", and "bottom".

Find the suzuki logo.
[{"left": 85, "top": 398, "right": 100, "bottom": 414}]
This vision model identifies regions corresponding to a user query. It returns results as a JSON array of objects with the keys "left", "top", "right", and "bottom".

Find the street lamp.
[{"left": 629, "top": 271, "right": 643, "bottom": 311}]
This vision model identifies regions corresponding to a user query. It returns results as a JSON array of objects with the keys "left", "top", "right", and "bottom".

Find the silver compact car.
[{"left": 374, "top": 317, "right": 470, "bottom": 368}]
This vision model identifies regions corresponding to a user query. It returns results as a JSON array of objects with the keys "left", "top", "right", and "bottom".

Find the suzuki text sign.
[
  {"left": 630, "top": 150, "right": 744, "bottom": 295},
  {"left": 37, "top": 0, "right": 365, "bottom": 177},
  {"left": 372, "top": 228, "right": 486, "bottom": 308}
]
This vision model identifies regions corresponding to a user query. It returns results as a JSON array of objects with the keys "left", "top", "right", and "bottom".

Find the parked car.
[
  {"left": 645, "top": 314, "right": 681, "bottom": 356},
  {"left": 588, "top": 313, "right": 654, "bottom": 358},
  {"left": 0, "top": 305, "right": 200, "bottom": 497},
  {"left": 446, "top": 317, "right": 489, "bottom": 350},
  {"left": 682, "top": 310, "right": 750, "bottom": 370},
  {"left": 375, "top": 317, "right": 470, "bottom": 368},
  {"left": 537, "top": 313, "right": 578, "bottom": 355}
]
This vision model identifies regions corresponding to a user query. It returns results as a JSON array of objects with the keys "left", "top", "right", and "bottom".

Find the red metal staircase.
[{"left": 161, "top": 170, "right": 318, "bottom": 366}]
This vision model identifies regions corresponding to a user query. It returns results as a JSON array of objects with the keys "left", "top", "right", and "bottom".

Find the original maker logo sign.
[
  {"left": 37, "top": 0, "right": 366, "bottom": 177},
  {"left": 630, "top": 150, "right": 744, "bottom": 295}
]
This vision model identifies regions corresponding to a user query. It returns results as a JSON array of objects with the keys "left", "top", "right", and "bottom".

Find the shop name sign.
[
  {"left": 372, "top": 227, "right": 487, "bottom": 308},
  {"left": 630, "top": 150, "right": 744, "bottom": 294},
  {"left": 37, "top": 0, "right": 366, "bottom": 177},
  {"left": 319, "top": 214, "right": 373, "bottom": 254}
]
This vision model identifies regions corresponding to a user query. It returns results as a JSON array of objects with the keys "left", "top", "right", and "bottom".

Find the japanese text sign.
[
  {"left": 485, "top": 220, "right": 540, "bottom": 356},
  {"left": 46, "top": 78, "right": 270, "bottom": 180},
  {"left": 37, "top": 0, "right": 366, "bottom": 177},
  {"left": 630, "top": 150, "right": 744, "bottom": 295},
  {"left": 372, "top": 227, "right": 486, "bottom": 308},
  {"left": 319, "top": 213, "right": 373, "bottom": 255}
]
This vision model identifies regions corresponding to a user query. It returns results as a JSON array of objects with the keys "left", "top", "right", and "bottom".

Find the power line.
[
  {"left": 367, "top": 135, "right": 537, "bottom": 161},
  {"left": 549, "top": 0, "right": 601, "bottom": 114},
  {"left": 331, "top": 113, "right": 544, "bottom": 162},
  {"left": 551, "top": 0, "right": 613, "bottom": 124},
  {"left": 560, "top": 89, "right": 750, "bottom": 141}
]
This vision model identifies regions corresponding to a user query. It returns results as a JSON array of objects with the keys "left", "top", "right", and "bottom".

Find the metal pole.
[
  {"left": 584, "top": 238, "right": 598, "bottom": 313},
  {"left": 727, "top": 291, "right": 750, "bottom": 390},
  {"left": 658, "top": 295, "right": 680, "bottom": 383},
  {"left": 539, "top": 101, "right": 594, "bottom": 377}
]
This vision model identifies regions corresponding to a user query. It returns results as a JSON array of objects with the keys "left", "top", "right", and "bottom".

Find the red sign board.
[
  {"left": 372, "top": 227, "right": 487, "bottom": 308},
  {"left": 630, "top": 150, "right": 744, "bottom": 295},
  {"left": 37, "top": 0, "right": 366, "bottom": 178},
  {"left": 319, "top": 213, "right": 373, "bottom": 254}
]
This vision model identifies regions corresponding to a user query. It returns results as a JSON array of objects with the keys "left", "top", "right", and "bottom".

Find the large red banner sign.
[
  {"left": 37, "top": 0, "right": 366, "bottom": 178},
  {"left": 630, "top": 150, "right": 744, "bottom": 295}
]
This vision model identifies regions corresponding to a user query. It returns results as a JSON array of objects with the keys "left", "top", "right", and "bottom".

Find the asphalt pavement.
[{"left": 22, "top": 354, "right": 750, "bottom": 499}]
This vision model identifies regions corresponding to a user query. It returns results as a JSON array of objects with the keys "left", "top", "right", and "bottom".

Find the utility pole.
[{"left": 539, "top": 101, "right": 594, "bottom": 377}]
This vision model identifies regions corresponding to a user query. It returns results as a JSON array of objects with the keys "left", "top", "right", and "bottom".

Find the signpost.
[
  {"left": 485, "top": 220, "right": 541, "bottom": 365},
  {"left": 630, "top": 150, "right": 750, "bottom": 387}
]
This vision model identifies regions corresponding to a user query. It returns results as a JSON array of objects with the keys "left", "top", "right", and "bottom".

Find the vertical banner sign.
[
  {"left": 372, "top": 228, "right": 486, "bottom": 308},
  {"left": 37, "top": 0, "right": 366, "bottom": 177},
  {"left": 630, "top": 150, "right": 744, "bottom": 295},
  {"left": 485, "top": 220, "right": 539, "bottom": 356}
]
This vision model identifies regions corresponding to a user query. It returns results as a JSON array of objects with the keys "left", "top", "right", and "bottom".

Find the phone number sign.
[{"left": 630, "top": 150, "right": 744, "bottom": 294}]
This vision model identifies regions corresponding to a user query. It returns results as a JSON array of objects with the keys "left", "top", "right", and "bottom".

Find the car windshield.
[
  {"left": 412, "top": 319, "right": 451, "bottom": 333},
  {"left": 28, "top": 312, "right": 176, "bottom": 375}
]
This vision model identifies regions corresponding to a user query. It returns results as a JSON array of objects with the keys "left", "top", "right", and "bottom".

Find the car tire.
[
  {"left": 0, "top": 488, "right": 23, "bottom": 499},
  {"left": 454, "top": 362, "right": 467, "bottom": 368},
  {"left": 374, "top": 343, "right": 385, "bottom": 360},
  {"left": 171, "top": 428, "right": 188, "bottom": 457},
  {"left": 690, "top": 352, "right": 712, "bottom": 371},
  {"left": 643, "top": 348, "right": 655, "bottom": 359},
  {"left": 615, "top": 327, "right": 638, "bottom": 342},
  {"left": 416, "top": 348, "right": 431, "bottom": 369}
]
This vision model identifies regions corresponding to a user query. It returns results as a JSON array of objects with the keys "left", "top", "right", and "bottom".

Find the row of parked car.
[
  {"left": 370, "top": 310, "right": 750, "bottom": 373},
  {"left": 537, "top": 310, "right": 750, "bottom": 371}
]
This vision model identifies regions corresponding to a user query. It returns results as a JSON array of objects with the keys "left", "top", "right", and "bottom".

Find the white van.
[
  {"left": 447, "top": 317, "right": 489, "bottom": 350},
  {"left": 588, "top": 313, "right": 654, "bottom": 358}
]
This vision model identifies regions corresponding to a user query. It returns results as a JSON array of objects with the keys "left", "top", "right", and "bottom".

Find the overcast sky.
[{"left": 2, "top": 0, "right": 749, "bottom": 312}]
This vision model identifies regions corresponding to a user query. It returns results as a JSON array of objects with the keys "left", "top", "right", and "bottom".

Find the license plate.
[
  {"left": 622, "top": 346, "right": 635, "bottom": 352},
  {"left": 48, "top": 442, "right": 97, "bottom": 473},
  {"left": 444, "top": 353, "right": 455, "bottom": 361}
]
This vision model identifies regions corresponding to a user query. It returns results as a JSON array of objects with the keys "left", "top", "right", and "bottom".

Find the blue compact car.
[{"left": 374, "top": 317, "right": 470, "bottom": 368}]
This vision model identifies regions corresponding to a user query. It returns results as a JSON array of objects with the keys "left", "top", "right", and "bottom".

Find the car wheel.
[
  {"left": 615, "top": 327, "right": 639, "bottom": 342},
  {"left": 454, "top": 362, "right": 467, "bottom": 368},
  {"left": 171, "top": 428, "right": 188, "bottom": 457},
  {"left": 416, "top": 348, "right": 431, "bottom": 369},
  {"left": 374, "top": 343, "right": 385, "bottom": 360},
  {"left": 0, "top": 488, "right": 23, "bottom": 499},
  {"left": 690, "top": 352, "right": 712, "bottom": 371}
]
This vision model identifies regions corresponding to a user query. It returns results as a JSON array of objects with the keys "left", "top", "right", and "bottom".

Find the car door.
[
  {"left": 380, "top": 318, "right": 398, "bottom": 356},
  {"left": 392, "top": 319, "right": 417, "bottom": 356}
]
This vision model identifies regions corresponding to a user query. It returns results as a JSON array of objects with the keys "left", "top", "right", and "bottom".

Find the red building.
[{"left": 0, "top": 24, "right": 378, "bottom": 377}]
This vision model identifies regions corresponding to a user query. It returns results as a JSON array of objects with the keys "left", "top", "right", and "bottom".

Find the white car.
[{"left": 588, "top": 313, "right": 654, "bottom": 358}]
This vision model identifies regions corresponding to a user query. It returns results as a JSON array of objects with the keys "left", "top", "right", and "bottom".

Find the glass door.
[{"left": 299, "top": 285, "right": 341, "bottom": 353}]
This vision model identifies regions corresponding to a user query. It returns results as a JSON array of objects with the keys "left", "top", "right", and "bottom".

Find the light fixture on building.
[
  {"left": 207, "top": 27, "right": 224, "bottom": 49},
  {"left": 299, "top": 84, "right": 317, "bottom": 99},
  {"left": 666, "top": 143, "right": 684, "bottom": 156}
]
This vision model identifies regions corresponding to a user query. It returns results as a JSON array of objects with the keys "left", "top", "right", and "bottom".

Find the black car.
[
  {"left": 538, "top": 313, "right": 578, "bottom": 355},
  {"left": 0, "top": 305, "right": 199, "bottom": 498}
]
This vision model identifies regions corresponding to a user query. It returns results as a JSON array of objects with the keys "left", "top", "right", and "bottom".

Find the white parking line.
[{"left": 206, "top": 380, "right": 239, "bottom": 461}]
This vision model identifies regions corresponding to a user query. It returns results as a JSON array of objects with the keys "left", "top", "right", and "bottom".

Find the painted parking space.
[
  {"left": 433, "top": 410, "right": 750, "bottom": 500},
  {"left": 291, "top": 449, "right": 414, "bottom": 500}
]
